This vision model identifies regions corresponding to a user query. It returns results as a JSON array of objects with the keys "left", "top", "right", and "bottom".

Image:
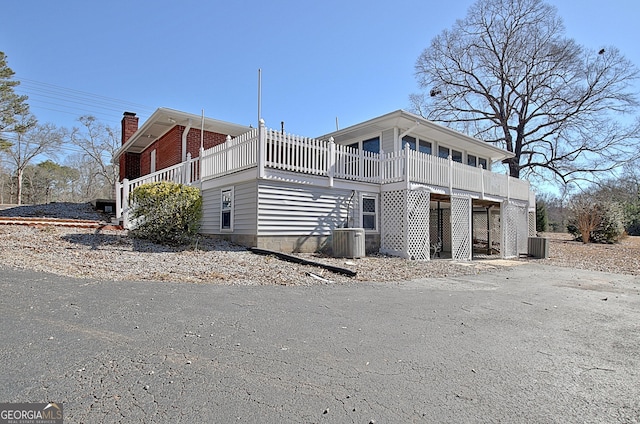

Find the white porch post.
[
  {"left": 379, "top": 149, "right": 385, "bottom": 183},
  {"left": 115, "top": 181, "right": 122, "bottom": 220},
  {"left": 122, "top": 178, "right": 130, "bottom": 229},
  {"left": 501, "top": 201, "right": 506, "bottom": 258},
  {"left": 258, "top": 119, "right": 266, "bottom": 178},
  {"left": 198, "top": 146, "right": 205, "bottom": 181},
  {"left": 185, "top": 152, "right": 192, "bottom": 184},
  {"left": 480, "top": 165, "right": 485, "bottom": 199},
  {"left": 328, "top": 137, "right": 335, "bottom": 187},
  {"left": 225, "top": 135, "right": 232, "bottom": 174},
  {"left": 448, "top": 155, "right": 453, "bottom": 195},
  {"left": 404, "top": 143, "right": 411, "bottom": 189}
]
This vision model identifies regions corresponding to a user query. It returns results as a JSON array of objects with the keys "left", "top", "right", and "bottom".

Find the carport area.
[
  {"left": 472, "top": 199, "right": 502, "bottom": 259},
  {"left": 429, "top": 195, "right": 504, "bottom": 260}
]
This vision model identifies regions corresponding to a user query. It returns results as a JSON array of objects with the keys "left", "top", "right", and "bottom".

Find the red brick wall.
[
  {"left": 139, "top": 126, "right": 228, "bottom": 175},
  {"left": 120, "top": 153, "right": 141, "bottom": 180},
  {"left": 186, "top": 128, "right": 228, "bottom": 155}
]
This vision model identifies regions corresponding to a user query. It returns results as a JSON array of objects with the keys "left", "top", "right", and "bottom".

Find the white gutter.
[{"left": 181, "top": 119, "right": 193, "bottom": 162}]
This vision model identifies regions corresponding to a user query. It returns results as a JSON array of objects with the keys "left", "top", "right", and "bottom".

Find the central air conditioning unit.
[
  {"left": 527, "top": 237, "right": 549, "bottom": 259},
  {"left": 332, "top": 228, "right": 365, "bottom": 259}
]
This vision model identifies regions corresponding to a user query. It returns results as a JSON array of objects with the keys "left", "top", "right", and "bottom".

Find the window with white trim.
[
  {"left": 467, "top": 154, "right": 477, "bottom": 167},
  {"left": 361, "top": 194, "right": 378, "bottom": 231},
  {"left": 150, "top": 149, "right": 156, "bottom": 173},
  {"left": 438, "top": 145, "right": 450, "bottom": 159},
  {"left": 403, "top": 136, "right": 432, "bottom": 155},
  {"left": 221, "top": 187, "right": 234, "bottom": 231}
]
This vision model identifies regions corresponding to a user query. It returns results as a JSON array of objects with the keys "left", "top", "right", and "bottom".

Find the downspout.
[
  {"left": 398, "top": 121, "right": 420, "bottom": 149},
  {"left": 398, "top": 121, "right": 420, "bottom": 143},
  {"left": 182, "top": 119, "right": 193, "bottom": 162}
]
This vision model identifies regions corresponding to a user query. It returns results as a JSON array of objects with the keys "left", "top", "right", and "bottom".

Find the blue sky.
[{"left": 2, "top": 0, "right": 639, "bottom": 148}]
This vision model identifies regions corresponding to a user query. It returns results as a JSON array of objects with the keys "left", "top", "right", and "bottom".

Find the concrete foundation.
[{"left": 212, "top": 233, "right": 381, "bottom": 255}]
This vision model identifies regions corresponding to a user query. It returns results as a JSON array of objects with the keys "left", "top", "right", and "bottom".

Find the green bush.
[
  {"left": 535, "top": 201, "right": 548, "bottom": 233},
  {"left": 129, "top": 181, "right": 202, "bottom": 245},
  {"left": 623, "top": 199, "right": 640, "bottom": 236}
]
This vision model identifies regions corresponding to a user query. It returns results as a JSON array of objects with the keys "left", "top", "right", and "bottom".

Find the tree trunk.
[
  {"left": 503, "top": 157, "right": 520, "bottom": 178},
  {"left": 16, "top": 168, "right": 23, "bottom": 205}
]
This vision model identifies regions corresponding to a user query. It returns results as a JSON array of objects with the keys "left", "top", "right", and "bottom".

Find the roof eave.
[
  {"left": 319, "top": 109, "right": 515, "bottom": 162},
  {"left": 115, "top": 108, "right": 252, "bottom": 159}
]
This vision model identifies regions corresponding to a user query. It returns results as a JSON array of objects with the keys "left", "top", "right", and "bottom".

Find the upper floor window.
[
  {"left": 402, "top": 135, "right": 417, "bottom": 151},
  {"left": 418, "top": 139, "right": 432, "bottom": 155},
  {"left": 478, "top": 157, "right": 488, "bottom": 169},
  {"left": 362, "top": 137, "right": 380, "bottom": 154},
  {"left": 438, "top": 146, "right": 463, "bottom": 162},
  {"left": 347, "top": 137, "right": 380, "bottom": 154},
  {"left": 467, "top": 154, "right": 477, "bottom": 167},
  {"left": 403, "top": 136, "right": 432, "bottom": 155}
]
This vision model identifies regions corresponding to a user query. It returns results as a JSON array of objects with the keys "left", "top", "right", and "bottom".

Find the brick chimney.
[
  {"left": 119, "top": 112, "right": 141, "bottom": 181},
  {"left": 121, "top": 111, "right": 139, "bottom": 145}
]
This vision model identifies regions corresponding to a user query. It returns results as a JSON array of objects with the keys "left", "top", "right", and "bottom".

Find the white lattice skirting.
[
  {"left": 381, "top": 190, "right": 407, "bottom": 257},
  {"left": 381, "top": 188, "right": 431, "bottom": 260},
  {"left": 451, "top": 196, "right": 472, "bottom": 261},
  {"left": 502, "top": 201, "right": 529, "bottom": 258},
  {"left": 407, "top": 189, "right": 431, "bottom": 260}
]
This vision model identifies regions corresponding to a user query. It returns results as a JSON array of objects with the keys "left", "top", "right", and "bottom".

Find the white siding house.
[{"left": 116, "top": 109, "right": 535, "bottom": 260}]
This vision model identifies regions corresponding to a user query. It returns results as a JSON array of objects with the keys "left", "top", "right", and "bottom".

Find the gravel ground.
[
  {"left": 1, "top": 203, "right": 638, "bottom": 284},
  {"left": 541, "top": 231, "right": 640, "bottom": 276}
]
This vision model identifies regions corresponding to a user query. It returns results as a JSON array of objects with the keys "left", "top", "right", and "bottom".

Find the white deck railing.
[
  {"left": 200, "top": 128, "right": 259, "bottom": 180},
  {"left": 196, "top": 121, "right": 531, "bottom": 200},
  {"left": 115, "top": 153, "right": 200, "bottom": 227},
  {"left": 266, "top": 129, "right": 329, "bottom": 176},
  {"left": 117, "top": 121, "right": 532, "bottom": 227}
]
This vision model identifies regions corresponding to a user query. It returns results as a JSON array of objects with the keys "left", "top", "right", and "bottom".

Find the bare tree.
[
  {"left": 69, "top": 116, "right": 120, "bottom": 196},
  {"left": 65, "top": 153, "right": 108, "bottom": 201},
  {"left": 412, "top": 0, "right": 640, "bottom": 184},
  {"left": 4, "top": 115, "right": 65, "bottom": 204},
  {"left": 568, "top": 194, "right": 602, "bottom": 243}
]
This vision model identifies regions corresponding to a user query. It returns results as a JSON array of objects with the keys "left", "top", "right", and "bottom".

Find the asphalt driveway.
[{"left": 1, "top": 263, "right": 639, "bottom": 423}]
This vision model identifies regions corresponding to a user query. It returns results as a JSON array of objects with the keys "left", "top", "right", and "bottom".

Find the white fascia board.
[{"left": 115, "top": 107, "right": 252, "bottom": 159}]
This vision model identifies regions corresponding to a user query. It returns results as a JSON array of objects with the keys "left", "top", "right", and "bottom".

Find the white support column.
[
  {"left": 379, "top": 149, "right": 385, "bottom": 183},
  {"left": 328, "top": 137, "right": 335, "bottom": 187},
  {"left": 448, "top": 155, "right": 453, "bottom": 195},
  {"left": 258, "top": 119, "right": 266, "bottom": 178},
  {"left": 185, "top": 152, "right": 192, "bottom": 184},
  {"left": 122, "top": 178, "right": 130, "bottom": 229},
  {"left": 404, "top": 143, "right": 411, "bottom": 189},
  {"left": 500, "top": 200, "right": 506, "bottom": 259},
  {"left": 115, "top": 181, "right": 122, "bottom": 220},
  {"left": 480, "top": 165, "right": 485, "bottom": 199},
  {"left": 224, "top": 134, "right": 232, "bottom": 174}
]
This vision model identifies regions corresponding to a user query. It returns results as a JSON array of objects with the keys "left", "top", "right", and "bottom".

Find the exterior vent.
[
  {"left": 332, "top": 228, "right": 365, "bottom": 259},
  {"left": 528, "top": 237, "right": 549, "bottom": 259}
]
